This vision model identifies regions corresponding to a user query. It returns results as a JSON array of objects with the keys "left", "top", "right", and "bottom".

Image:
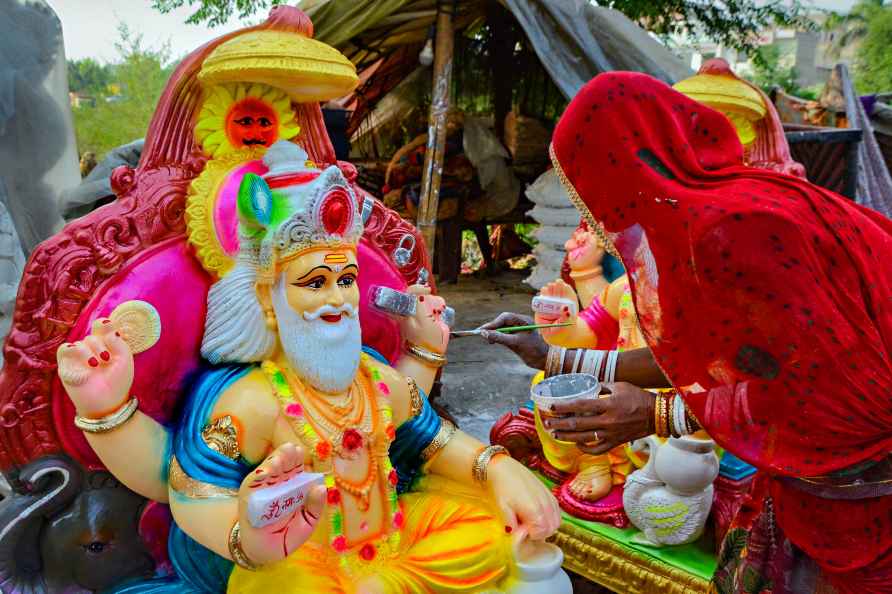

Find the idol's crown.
[{"left": 237, "top": 140, "right": 363, "bottom": 282}]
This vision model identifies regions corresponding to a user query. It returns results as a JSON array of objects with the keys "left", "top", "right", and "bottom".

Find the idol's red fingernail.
[
  {"left": 505, "top": 525, "right": 513, "bottom": 534},
  {"left": 88, "top": 357, "right": 99, "bottom": 367},
  {"left": 418, "top": 296, "right": 425, "bottom": 302},
  {"left": 102, "top": 320, "right": 111, "bottom": 324},
  {"left": 115, "top": 332, "right": 121, "bottom": 337},
  {"left": 100, "top": 351, "right": 110, "bottom": 361}
]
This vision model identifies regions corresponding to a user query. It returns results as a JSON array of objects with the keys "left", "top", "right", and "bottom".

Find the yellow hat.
[
  {"left": 674, "top": 68, "right": 766, "bottom": 146},
  {"left": 199, "top": 30, "right": 359, "bottom": 103}
]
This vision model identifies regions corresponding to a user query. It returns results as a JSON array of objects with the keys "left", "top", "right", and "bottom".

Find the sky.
[
  {"left": 49, "top": 0, "right": 253, "bottom": 63},
  {"left": 50, "top": 0, "right": 863, "bottom": 64}
]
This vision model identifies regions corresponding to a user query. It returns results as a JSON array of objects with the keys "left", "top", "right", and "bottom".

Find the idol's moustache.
[{"left": 301, "top": 303, "right": 357, "bottom": 321}]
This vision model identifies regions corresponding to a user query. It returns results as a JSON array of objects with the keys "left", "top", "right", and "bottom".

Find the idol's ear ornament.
[{"left": 237, "top": 173, "right": 274, "bottom": 234}]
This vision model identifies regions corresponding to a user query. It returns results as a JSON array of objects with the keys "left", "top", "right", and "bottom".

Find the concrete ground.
[
  {"left": 437, "top": 270, "right": 613, "bottom": 594},
  {"left": 437, "top": 269, "right": 538, "bottom": 442}
]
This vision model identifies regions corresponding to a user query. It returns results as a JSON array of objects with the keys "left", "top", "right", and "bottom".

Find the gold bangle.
[
  {"left": 407, "top": 377, "right": 424, "bottom": 418},
  {"left": 472, "top": 445, "right": 509, "bottom": 484},
  {"left": 569, "top": 266, "right": 604, "bottom": 281},
  {"left": 74, "top": 398, "right": 139, "bottom": 434},
  {"left": 421, "top": 418, "right": 457, "bottom": 462},
  {"left": 666, "top": 393, "right": 676, "bottom": 438},
  {"left": 228, "top": 521, "right": 258, "bottom": 571},
  {"left": 405, "top": 342, "right": 447, "bottom": 368}
]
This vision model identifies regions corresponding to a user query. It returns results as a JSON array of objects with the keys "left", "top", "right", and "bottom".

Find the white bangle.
[
  {"left": 673, "top": 393, "right": 690, "bottom": 436},
  {"left": 558, "top": 347, "right": 567, "bottom": 376},
  {"left": 591, "top": 350, "right": 606, "bottom": 380},
  {"left": 604, "top": 350, "right": 619, "bottom": 384},
  {"left": 571, "top": 349, "right": 583, "bottom": 374}
]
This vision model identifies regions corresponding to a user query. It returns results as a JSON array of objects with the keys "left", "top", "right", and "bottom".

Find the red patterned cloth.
[{"left": 552, "top": 72, "right": 892, "bottom": 592}]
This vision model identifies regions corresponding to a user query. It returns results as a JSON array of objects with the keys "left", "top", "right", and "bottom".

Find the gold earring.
[{"left": 265, "top": 310, "right": 276, "bottom": 331}]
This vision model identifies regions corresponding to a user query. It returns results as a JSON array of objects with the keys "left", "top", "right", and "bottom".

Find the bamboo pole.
[{"left": 416, "top": 0, "right": 455, "bottom": 263}]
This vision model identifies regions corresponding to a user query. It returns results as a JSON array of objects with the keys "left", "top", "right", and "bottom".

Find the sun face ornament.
[{"left": 195, "top": 83, "right": 301, "bottom": 158}]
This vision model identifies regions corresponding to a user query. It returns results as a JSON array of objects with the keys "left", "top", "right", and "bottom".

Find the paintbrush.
[{"left": 450, "top": 322, "right": 573, "bottom": 338}]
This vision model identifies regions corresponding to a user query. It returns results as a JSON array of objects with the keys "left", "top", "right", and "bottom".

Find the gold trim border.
[
  {"left": 551, "top": 521, "right": 711, "bottom": 594},
  {"left": 548, "top": 143, "right": 621, "bottom": 260}
]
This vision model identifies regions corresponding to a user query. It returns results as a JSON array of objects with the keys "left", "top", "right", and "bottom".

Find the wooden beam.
[{"left": 416, "top": 0, "right": 455, "bottom": 264}]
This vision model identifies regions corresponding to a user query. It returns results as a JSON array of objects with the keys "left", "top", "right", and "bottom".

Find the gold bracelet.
[
  {"left": 421, "top": 418, "right": 457, "bottom": 462},
  {"left": 569, "top": 266, "right": 604, "bottom": 281},
  {"left": 407, "top": 377, "right": 424, "bottom": 418},
  {"left": 666, "top": 393, "right": 676, "bottom": 438},
  {"left": 472, "top": 445, "right": 509, "bottom": 484},
  {"left": 228, "top": 521, "right": 258, "bottom": 571},
  {"left": 405, "top": 342, "right": 447, "bottom": 368},
  {"left": 74, "top": 398, "right": 139, "bottom": 434}
]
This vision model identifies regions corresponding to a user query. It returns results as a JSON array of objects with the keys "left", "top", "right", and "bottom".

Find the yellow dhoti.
[{"left": 227, "top": 488, "right": 513, "bottom": 594}]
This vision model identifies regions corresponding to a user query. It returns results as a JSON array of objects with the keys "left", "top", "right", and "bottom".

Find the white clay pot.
[
  {"left": 507, "top": 541, "right": 573, "bottom": 594},
  {"left": 653, "top": 436, "right": 720, "bottom": 495}
]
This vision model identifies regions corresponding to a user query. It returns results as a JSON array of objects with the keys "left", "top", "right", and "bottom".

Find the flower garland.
[{"left": 261, "top": 354, "right": 401, "bottom": 565}]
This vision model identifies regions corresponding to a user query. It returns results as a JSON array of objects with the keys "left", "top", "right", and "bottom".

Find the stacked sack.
[{"left": 524, "top": 169, "right": 580, "bottom": 289}]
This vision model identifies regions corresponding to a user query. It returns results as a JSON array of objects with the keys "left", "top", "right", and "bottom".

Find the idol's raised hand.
[
  {"left": 398, "top": 284, "right": 449, "bottom": 354},
  {"left": 238, "top": 443, "right": 327, "bottom": 565},
  {"left": 56, "top": 318, "right": 134, "bottom": 418},
  {"left": 534, "top": 279, "right": 579, "bottom": 342}
]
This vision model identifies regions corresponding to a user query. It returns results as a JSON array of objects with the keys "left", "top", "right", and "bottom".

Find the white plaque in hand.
[{"left": 246, "top": 471, "right": 326, "bottom": 529}]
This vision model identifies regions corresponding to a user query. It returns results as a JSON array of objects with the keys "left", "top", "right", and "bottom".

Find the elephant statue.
[{"left": 0, "top": 456, "right": 159, "bottom": 593}]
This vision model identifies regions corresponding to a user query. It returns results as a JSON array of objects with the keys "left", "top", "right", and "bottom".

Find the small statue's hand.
[
  {"left": 400, "top": 285, "right": 449, "bottom": 354},
  {"left": 535, "top": 280, "right": 579, "bottom": 341},
  {"left": 238, "top": 443, "right": 326, "bottom": 565},
  {"left": 56, "top": 318, "right": 134, "bottom": 418},
  {"left": 488, "top": 456, "right": 561, "bottom": 541},
  {"left": 565, "top": 229, "right": 605, "bottom": 272}
]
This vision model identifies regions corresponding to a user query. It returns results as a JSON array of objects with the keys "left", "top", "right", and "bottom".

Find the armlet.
[
  {"left": 169, "top": 457, "right": 239, "bottom": 499},
  {"left": 201, "top": 415, "right": 242, "bottom": 461}
]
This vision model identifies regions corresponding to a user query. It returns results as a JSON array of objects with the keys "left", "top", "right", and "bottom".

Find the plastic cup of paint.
[{"left": 531, "top": 373, "right": 600, "bottom": 418}]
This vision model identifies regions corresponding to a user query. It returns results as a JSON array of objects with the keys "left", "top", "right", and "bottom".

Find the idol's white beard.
[{"left": 271, "top": 277, "right": 361, "bottom": 394}]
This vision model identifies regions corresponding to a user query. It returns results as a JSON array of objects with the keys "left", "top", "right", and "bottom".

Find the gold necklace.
[{"left": 334, "top": 456, "right": 379, "bottom": 512}]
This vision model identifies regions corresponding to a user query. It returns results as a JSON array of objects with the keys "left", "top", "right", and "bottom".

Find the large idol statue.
[
  {"left": 0, "top": 7, "right": 559, "bottom": 593},
  {"left": 57, "top": 140, "right": 558, "bottom": 593}
]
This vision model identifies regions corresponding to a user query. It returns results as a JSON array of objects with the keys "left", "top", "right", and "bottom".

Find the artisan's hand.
[
  {"left": 478, "top": 312, "right": 548, "bottom": 370},
  {"left": 534, "top": 280, "right": 579, "bottom": 343},
  {"left": 487, "top": 456, "right": 561, "bottom": 540},
  {"left": 399, "top": 285, "right": 449, "bottom": 354},
  {"left": 564, "top": 229, "right": 605, "bottom": 272},
  {"left": 56, "top": 318, "right": 134, "bottom": 418},
  {"left": 541, "top": 383, "right": 655, "bottom": 455},
  {"left": 238, "top": 443, "right": 326, "bottom": 566}
]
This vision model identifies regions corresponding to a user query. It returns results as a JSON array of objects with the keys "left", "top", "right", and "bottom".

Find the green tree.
[
  {"left": 751, "top": 44, "right": 800, "bottom": 94},
  {"left": 151, "top": 0, "right": 812, "bottom": 58},
  {"left": 824, "top": 0, "right": 886, "bottom": 59},
  {"left": 854, "top": 3, "right": 892, "bottom": 93},
  {"left": 71, "top": 25, "right": 175, "bottom": 160},
  {"left": 67, "top": 58, "right": 113, "bottom": 96}
]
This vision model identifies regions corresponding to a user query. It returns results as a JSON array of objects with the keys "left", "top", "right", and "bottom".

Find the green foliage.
[
  {"left": 152, "top": 0, "right": 286, "bottom": 27},
  {"left": 606, "top": 0, "right": 814, "bottom": 61},
  {"left": 751, "top": 44, "right": 800, "bottom": 94},
  {"left": 152, "top": 0, "right": 812, "bottom": 59},
  {"left": 70, "top": 25, "right": 175, "bottom": 160},
  {"left": 854, "top": 3, "right": 892, "bottom": 93},
  {"left": 67, "top": 58, "right": 112, "bottom": 96},
  {"left": 824, "top": 0, "right": 885, "bottom": 58}
]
